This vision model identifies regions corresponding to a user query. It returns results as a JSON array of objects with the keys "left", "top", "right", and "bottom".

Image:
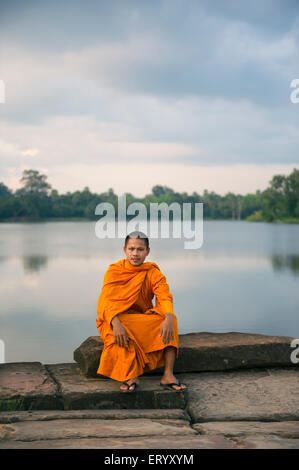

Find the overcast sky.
[{"left": 0, "top": 0, "right": 299, "bottom": 196}]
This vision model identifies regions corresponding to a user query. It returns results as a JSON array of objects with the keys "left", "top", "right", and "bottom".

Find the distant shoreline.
[{"left": 1, "top": 217, "right": 299, "bottom": 224}]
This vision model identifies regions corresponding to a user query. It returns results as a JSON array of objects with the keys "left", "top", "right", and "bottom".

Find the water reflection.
[
  {"left": 0, "top": 220, "right": 299, "bottom": 363},
  {"left": 22, "top": 255, "right": 48, "bottom": 274},
  {"left": 271, "top": 255, "right": 299, "bottom": 275},
  {"left": 17, "top": 252, "right": 299, "bottom": 277}
]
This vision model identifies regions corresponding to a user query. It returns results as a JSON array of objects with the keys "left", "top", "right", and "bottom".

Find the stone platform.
[
  {"left": 0, "top": 363, "right": 298, "bottom": 448},
  {"left": 1, "top": 331, "right": 298, "bottom": 449}
]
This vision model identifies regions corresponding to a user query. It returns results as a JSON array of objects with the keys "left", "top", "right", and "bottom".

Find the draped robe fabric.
[{"left": 96, "top": 258, "right": 179, "bottom": 381}]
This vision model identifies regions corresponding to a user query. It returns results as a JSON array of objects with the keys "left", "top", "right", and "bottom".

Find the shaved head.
[{"left": 124, "top": 231, "right": 149, "bottom": 249}]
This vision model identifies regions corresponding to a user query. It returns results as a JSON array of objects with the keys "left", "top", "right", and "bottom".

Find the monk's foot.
[
  {"left": 120, "top": 377, "right": 140, "bottom": 392},
  {"left": 160, "top": 373, "right": 187, "bottom": 391}
]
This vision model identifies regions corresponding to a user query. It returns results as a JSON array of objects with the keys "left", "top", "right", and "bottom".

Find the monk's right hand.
[{"left": 111, "top": 316, "right": 129, "bottom": 349}]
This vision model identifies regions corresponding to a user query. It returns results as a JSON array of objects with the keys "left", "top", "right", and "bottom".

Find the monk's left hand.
[{"left": 159, "top": 314, "right": 174, "bottom": 344}]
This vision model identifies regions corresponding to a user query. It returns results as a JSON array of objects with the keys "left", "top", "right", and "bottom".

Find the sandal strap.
[
  {"left": 161, "top": 381, "right": 182, "bottom": 386},
  {"left": 122, "top": 381, "right": 137, "bottom": 387}
]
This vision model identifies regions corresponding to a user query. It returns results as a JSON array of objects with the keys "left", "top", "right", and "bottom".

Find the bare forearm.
[
  {"left": 160, "top": 313, "right": 174, "bottom": 343},
  {"left": 111, "top": 315, "right": 121, "bottom": 327},
  {"left": 165, "top": 313, "right": 173, "bottom": 320},
  {"left": 111, "top": 315, "right": 129, "bottom": 348}
]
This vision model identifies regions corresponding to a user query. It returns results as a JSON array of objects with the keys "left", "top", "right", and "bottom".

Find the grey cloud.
[
  {"left": 0, "top": 0, "right": 299, "bottom": 170},
  {"left": 0, "top": 0, "right": 298, "bottom": 111}
]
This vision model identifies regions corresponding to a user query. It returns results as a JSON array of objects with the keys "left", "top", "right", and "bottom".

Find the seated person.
[{"left": 96, "top": 231, "right": 187, "bottom": 392}]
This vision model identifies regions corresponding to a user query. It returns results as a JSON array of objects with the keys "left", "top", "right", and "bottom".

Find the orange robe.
[{"left": 96, "top": 258, "right": 179, "bottom": 381}]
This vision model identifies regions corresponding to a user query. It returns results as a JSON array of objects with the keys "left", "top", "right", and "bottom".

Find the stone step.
[
  {"left": 0, "top": 362, "right": 59, "bottom": 412},
  {"left": 1, "top": 362, "right": 298, "bottom": 425},
  {"left": 0, "top": 362, "right": 186, "bottom": 411},
  {"left": 0, "top": 408, "right": 189, "bottom": 424},
  {"left": 74, "top": 332, "right": 298, "bottom": 377},
  {"left": 47, "top": 363, "right": 187, "bottom": 410}
]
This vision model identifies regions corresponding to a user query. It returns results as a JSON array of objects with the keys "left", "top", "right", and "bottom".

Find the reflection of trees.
[
  {"left": 22, "top": 255, "right": 48, "bottom": 273},
  {"left": 271, "top": 255, "right": 299, "bottom": 275}
]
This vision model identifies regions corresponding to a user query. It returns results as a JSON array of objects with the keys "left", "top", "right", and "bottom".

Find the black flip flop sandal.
[
  {"left": 160, "top": 381, "right": 186, "bottom": 392},
  {"left": 121, "top": 381, "right": 138, "bottom": 392}
]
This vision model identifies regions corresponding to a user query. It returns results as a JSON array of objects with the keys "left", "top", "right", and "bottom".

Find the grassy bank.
[{"left": 246, "top": 210, "right": 299, "bottom": 224}]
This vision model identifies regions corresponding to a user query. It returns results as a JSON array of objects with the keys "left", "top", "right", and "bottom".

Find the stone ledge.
[
  {"left": 46, "top": 363, "right": 186, "bottom": 410},
  {"left": 0, "top": 408, "right": 189, "bottom": 424},
  {"left": 73, "top": 331, "right": 297, "bottom": 377},
  {"left": 0, "top": 363, "right": 298, "bottom": 426},
  {"left": 0, "top": 362, "right": 187, "bottom": 412},
  {"left": 0, "top": 362, "right": 60, "bottom": 412}
]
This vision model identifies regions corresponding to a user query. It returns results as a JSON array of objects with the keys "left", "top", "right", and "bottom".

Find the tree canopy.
[{"left": 0, "top": 168, "right": 298, "bottom": 223}]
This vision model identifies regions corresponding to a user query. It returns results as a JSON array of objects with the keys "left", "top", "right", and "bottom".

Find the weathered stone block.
[
  {"left": 47, "top": 363, "right": 186, "bottom": 410},
  {"left": 184, "top": 367, "right": 299, "bottom": 423},
  {"left": 74, "top": 332, "right": 297, "bottom": 377},
  {"left": 0, "top": 362, "right": 60, "bottom": 411}
]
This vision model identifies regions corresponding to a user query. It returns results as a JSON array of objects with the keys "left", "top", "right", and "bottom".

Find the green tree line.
[{"left": 0, "top": 168, "right": 299, "bottom": 223}]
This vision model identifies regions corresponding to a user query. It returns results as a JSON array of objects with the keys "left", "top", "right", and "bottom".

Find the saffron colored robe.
[{"left": 96, "top": 258, "right": 179, "bottom": 381}]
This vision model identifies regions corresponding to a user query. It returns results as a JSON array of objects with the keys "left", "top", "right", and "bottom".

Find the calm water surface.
[{"left": 0, "top": 220, "right": 298, "bottom": 363}]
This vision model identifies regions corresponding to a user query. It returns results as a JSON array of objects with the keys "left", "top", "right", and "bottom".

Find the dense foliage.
[{"left": 0, "top": 168, "right": 299, "bottom": 223}]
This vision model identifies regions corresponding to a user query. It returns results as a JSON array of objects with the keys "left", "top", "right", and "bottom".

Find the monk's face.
[{"left": 123, "top": 238, "right": 150, "bottom": 266}]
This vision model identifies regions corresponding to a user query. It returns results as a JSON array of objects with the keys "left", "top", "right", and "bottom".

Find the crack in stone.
[
  {"left": 44, "top": 365, "right": 64, "bottom": 409},
  {"left": 223, "top": 435, "right": 245, "bottom": 449}
]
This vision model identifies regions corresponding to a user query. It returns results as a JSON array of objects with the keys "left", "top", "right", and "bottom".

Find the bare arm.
[
  {"left": 159, "top": 313, "right": 174, "bottom": 344},
  {"left": 111, "top": 315, "right": 129, "bottom": 349},
  {"left": 151, "top": 269, "right": 175, "bottom": 344}
]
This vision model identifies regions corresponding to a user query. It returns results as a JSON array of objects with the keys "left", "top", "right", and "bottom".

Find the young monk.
[{"left": 96, "top": 231, "right": 187, "bottom": 392}]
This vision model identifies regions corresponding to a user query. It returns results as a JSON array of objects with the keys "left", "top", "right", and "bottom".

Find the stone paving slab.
[
  {"left": 0, "top": 362, "right": 60, "bottom": 411},
  {"left": 231, "top": 435, "right": 299, "bottom": 449},
  {"left": 0, "top": 408, "right": 189, "bottom": 424},
  {"left": 46, "top": 363, "right": 186, "bottom": 410},
  {"left": 0, "top": 408, "right": 235, "bottom": 449},
  {"left": 0, "top": 410, "right": 298, "bottom": 449},
  {"left": 193, "top": 421, "right": 299, "bottom": 438},
  {"left": 193, "top": 421, "right": 299, "bottom": 449},
  {"left": 1, "top": 415, "right": 298, "bottom": 448},
  {"left": 0, "top": 417, "right": 195, "bottom": 442},
  {"left": 183, "top": 367, "right": 299, "bottom": 422},
  {"left": 0, "top": 434, "right": 237, "bottom": 449}
]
